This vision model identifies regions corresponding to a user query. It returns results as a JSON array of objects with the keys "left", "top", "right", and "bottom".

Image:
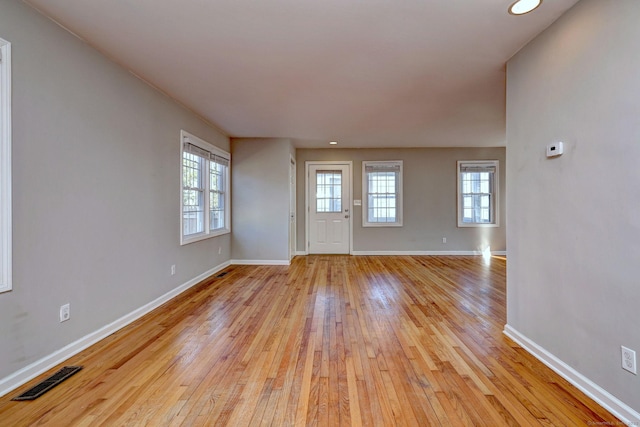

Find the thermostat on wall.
[{"left": 546, "top": 141, "right": 564, "bottom": 158}]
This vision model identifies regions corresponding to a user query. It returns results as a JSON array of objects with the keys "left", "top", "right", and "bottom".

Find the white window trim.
[
  {"left": 362, "top": 160, "right": 403, "bottom": 227},
  {"left": 456, "top": 160, "right": 499, "bottom": 228},
  {"left": 180, "top": 130, "right": 231, "bottom": 245},
  {"left": 0, "top": 38, "right": 12, "bottom": 293}
]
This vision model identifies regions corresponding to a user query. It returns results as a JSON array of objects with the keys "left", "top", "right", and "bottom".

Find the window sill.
[
  {"left": 181, "top": 228, "right": 230, "bottom": 245},
  {"left": 457, "top": 223, "right": 499, "bottom": 228}
]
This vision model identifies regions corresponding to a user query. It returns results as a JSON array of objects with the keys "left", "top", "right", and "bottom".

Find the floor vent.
[
  {"left": 216, "top": 272, "right": 228, "bottom": 278},
  {"left": 12, "top": 366, "right": 83, "bottom": 401}
]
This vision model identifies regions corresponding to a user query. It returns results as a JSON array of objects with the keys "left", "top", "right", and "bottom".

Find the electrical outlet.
[
  {"left": 621, "top": 346, "right": 637, "bottom": 375},
  {"left": 60, "top": 304, "right": 70, "bottom": 323},
  {"left": 218, "top": 246, "right": 222, "bottom": 254},
  {"left": 171, "top": 265, "right": 176, "bottom": 276},
  {"left": 442, "top": 237, "right": 447, "bottom": 244}
]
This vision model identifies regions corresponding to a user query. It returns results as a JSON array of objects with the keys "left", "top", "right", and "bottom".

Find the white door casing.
[
  {"left": 289, "top": 156, "right": 296, "bottom": 260},
  {"left": 306, "top": 162, "right": 351, "bottom": 254}
]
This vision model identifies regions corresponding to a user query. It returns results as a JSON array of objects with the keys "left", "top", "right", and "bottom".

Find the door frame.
[
  {"left": 305, "top": 161, "right": 353, "bottom": 255},
  {"left": 289, "top": 155, "right": 296, "bottom": 261}
]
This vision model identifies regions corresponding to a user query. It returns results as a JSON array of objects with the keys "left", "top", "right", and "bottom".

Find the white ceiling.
[{"left": 24, "top": 0, "right": 579, "bottom": 148}]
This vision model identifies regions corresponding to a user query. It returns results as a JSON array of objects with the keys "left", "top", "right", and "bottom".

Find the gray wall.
[
  {"left": 0, "top": 1, "right": 230, "bottom": 380},
  {"left": 231, "top": 138, "right": 292, "bottom": 262},
  {"left": 296, "top": 148, "right": 506, "bottom": 253},
  {"left": 506, "top": 0, "right": 640, "bottom": 412}
]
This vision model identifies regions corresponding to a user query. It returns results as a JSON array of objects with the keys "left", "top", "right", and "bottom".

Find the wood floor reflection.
[{"left": 0, "top": 255, "right": 619, "bottom": 426}]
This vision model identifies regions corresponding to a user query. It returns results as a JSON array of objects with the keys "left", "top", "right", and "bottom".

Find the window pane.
[
  {"left": 316, "top": 171, "right": 342, "bottom": 213},
  {"left": 210, "top": 161, "right": 225, "bottom": 192},
  {"left": 208, "top": 160, "right": 227, "bottom": 231},
  {"left": 480, "top": 195, "right": 490, "bottom": 208},
  {"left": 480, "top": 177, "right": 490, "bottom": 193},
  {"left": 459, "top": 167, "right": 495, "bottom": 225},
  {"left": 463, "top": 209, "right": 472, "bottom": 222},
  {"left": 183, "top": 189, "right": 204, "bottom": 235},
  {"left": 210, "top": 190, "right": 225, "bottom": 231},
  {"left": 183, "top": 152, "right": 203, "bottom": 189},
  {"left": 183, "top": 151, "right": 205, "bottom": 236},
  {"left": 463, "top": 195, "right": 472, "bottom": 209},
  {"left": 366, "top": 170, "right": 398, "bottom": 223}
]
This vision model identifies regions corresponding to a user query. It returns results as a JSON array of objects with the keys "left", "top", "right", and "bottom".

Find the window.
[
  {"left": 0, "top": 38, "right": 11, "bottom": 293},
  {"left": 180, "top": 131, "right": 230, "bottom": 244},
  {"left": 457, "top": 160, "right": 499, "bottom": 227},
  {"left": 362, "top": 161, "right": 402, "bottom": 227},
  {"left": 316, "top": 171, "right": 342, "bottom": 213}
]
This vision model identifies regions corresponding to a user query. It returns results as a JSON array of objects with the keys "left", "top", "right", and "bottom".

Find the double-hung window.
[
  {"left": 362, "top": 161, "right": 403, "bottom": 227},
  {"left": 0, "top": 38, "right": 11, "bottom": 293},
  {"left": 457, "top": 160, "right": 498, "bottom": 227},
  {"left": 180, "top": 131, "right": 230, "bottom": 244}
]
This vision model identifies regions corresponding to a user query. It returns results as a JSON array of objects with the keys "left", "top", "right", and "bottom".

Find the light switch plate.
[{"left": 546, "top": 142, "right": 564, "bottom": 157}]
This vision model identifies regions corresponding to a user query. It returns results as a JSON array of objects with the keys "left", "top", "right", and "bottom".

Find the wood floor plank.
[{"left": 0, "top": 255, "right": 624, "bottom": 426}]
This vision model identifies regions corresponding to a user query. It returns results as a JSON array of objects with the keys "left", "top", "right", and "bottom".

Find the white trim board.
[
  {"left": 291, "top": 251, "right": 505, "bottom": 257},
  {"left": 351, "top": 250, "right": 507, "bottom": 256},
  {"left": 0, "top": 38, "right": 12, "bottom": 294},
  {"left": 0, "top": 261, "right": 231, "bottom": 398},
  {"left": 504, "top": 325, "right": 640, "bottom": 425},
  {"left": 230, "top": 259, "right": 290, "bottom": 266}
]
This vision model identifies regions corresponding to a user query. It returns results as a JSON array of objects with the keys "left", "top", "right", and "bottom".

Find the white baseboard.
[
  {"left": 230, "top": 259, "right": 290, "bottom": 266},
  {"left": 503, "top": 324, "right": 640, "bottom": 425},
  {"left": 351, "top": 250, "right": 507, "bottom": 256},
  {"left": 0, "top": 261, "right": 231, "bottom": 398},
  {"left": 295, "top": 251, "right": 308, "bottom": 256}
]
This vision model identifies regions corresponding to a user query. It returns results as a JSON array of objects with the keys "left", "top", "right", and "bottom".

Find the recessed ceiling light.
[
  {"left": 329, "top": 141, "right": 338, "bottom": 145},
  {"left": 509, "top": 0, "right": 542, "bottom": 15}
]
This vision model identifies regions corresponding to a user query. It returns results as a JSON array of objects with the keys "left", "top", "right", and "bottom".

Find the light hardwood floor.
[{"left": 0, "top": 255, "right": 620, "bottom": 426}]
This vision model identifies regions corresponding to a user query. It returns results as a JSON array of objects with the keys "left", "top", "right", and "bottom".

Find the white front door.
[{"left": 307, "top": 163, "right": 351, "bottom": 254}]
